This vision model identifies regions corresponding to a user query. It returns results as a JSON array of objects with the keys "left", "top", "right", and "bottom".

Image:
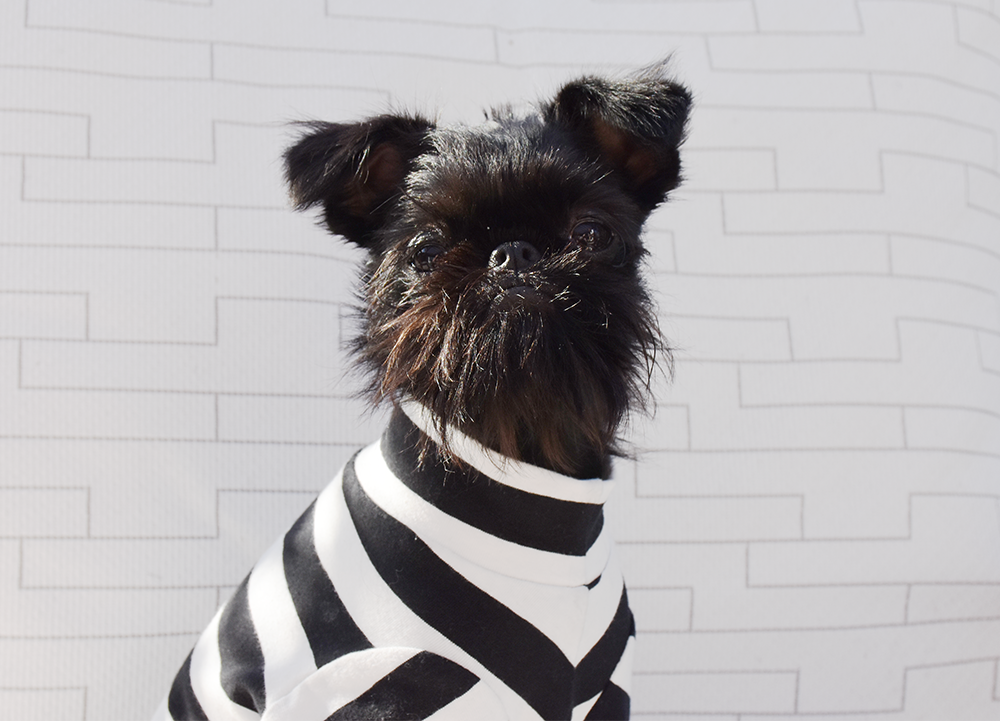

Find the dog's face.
[{"left": 285, "top": 67, "right": 691, "bottom": 478}]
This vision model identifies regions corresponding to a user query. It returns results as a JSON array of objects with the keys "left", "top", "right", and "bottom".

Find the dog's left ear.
[{"left": 546, "top": 64, "right": 692, "bottom": 213}]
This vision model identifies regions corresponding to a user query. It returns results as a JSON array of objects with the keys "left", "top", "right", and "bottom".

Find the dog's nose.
[{"left": 489, "top": 241, "right": 541, "bottom": 272}]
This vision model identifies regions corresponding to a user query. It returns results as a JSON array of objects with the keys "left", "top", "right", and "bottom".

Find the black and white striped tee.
[{"left": 156, "top": 401, "right": 634, "bottom": 720}]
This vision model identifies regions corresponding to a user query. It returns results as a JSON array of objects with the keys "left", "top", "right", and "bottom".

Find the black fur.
[{"left": 285, "top": 64, "right": 691, "bottom": 479}]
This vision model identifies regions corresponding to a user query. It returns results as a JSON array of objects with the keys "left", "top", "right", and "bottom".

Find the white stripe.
[
  {"left": 571, "top": 691, "right": 602, "bottom": 721},
  {"left": 425, "top": 680, "right": 508, "bottom": 720},
  {"left": 400, "top": 399, "right": 617, "bottom": 504},
  {"left": 310, "top": 460, "right": 544, "bottom": 721},
  {"left": 354, "top": 440, "right": 612, "bottom": 587},
  {"left": 246, "top": 536, "right": 318, "bottom": 707},
  {"left": 260, "top": 647, "right": 418, "bottom": 721},
  {"left": 573, "top": 549, "right": 628, "bottom": 665},
  {"left": 188, "top": 609, "right": 260, "bottom": 721}
]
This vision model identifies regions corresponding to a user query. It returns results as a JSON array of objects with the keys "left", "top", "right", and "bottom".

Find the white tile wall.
[{"left": 1, "top": 0, "right": 999, "bottom": 718}]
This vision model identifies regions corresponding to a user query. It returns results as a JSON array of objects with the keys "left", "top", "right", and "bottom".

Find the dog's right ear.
[{"left": 284, "top": 115, "right": 434, "bottom": 247}]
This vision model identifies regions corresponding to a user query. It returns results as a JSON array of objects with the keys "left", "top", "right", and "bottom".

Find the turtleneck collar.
[
  {"left": 398, "top": 400, "right": 616, "bottom": 504},
  {"left": 358, "top": 401, "right": 617, "bottom": 586}
]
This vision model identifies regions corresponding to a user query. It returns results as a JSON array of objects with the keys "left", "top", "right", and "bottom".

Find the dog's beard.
[{"left": 356, "top": 252, "right": 663, "bottom": 478}]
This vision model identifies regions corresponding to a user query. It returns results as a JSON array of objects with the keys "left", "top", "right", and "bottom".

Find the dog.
[{"left": 157, "top": 64, "right": 690, "bottom": 721}]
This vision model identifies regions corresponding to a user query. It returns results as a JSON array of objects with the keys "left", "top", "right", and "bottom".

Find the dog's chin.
[
  {"left": 489, "top": 276, "right": 553, "bottom": 311},
  {"left": 492, "top": 286, "right": 547, "bottom": 311}
]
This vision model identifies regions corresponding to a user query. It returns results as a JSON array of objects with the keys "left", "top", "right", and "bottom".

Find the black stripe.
[
  {"left": 382, "top": 408, "right": 605, "bottom": 556},
  {"left": 217, "top": 576, "right": 265, "bottom": 712},
  {"left": 343, "top": 455, "right": 576, "bottom": 720},
  {"left": 583, "top": 682, "right": 630, "bottom": 721},
  {"left": 572, "top": 587, "right": 634, "bottom": 706},
  {"left": 325, "top": 651, "right": 479, "bottom": 721},
  {"left": 283, "top": 499, "right": 371, "bottom": 668},
  {"left": 166, "top": 651, "right": 209, "bottom": 721}
]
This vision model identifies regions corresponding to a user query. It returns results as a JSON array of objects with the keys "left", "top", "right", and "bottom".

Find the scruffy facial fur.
[{"left": 285, "top": 65, "right": 691, "bottom": 479}]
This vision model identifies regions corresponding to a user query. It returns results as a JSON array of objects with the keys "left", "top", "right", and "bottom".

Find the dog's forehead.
[
  {"left": 401, "top": 114, "right": 612, "bottom": 226},
  {"left": 433, "top": 107, "right": 609, "bottom": 177}
]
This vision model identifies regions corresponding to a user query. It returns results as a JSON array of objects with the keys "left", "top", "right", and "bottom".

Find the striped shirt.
[{"left": 157, "top": 401, "right": 634, "bottom": 720}]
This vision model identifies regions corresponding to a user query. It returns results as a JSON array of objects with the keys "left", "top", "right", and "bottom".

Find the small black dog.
[{"left": 159, "top": 65, "right": 690, "bottom": 721}]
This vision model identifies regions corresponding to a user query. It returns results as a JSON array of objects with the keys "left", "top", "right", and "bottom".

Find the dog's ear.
[
  {"left": 547, "top": 64, "right": 692, "bottom": 213},
  {"left": 284, "top": 115, "right": 434, "bottom": 247}
]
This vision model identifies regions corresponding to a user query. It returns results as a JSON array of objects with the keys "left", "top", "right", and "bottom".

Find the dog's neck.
[
  {"left": 397, "top": 400, "right": 616, "bottom": 489},
  {"left": 398, "top": 395, "right": 616, "bottom": 481},
  {"left": 505, "top": 432, "right": 612, "bottom": 482}
]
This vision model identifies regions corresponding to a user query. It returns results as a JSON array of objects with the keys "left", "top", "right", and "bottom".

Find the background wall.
[{"left": 2, "top": 1, "right": 999, "bottom": 718}]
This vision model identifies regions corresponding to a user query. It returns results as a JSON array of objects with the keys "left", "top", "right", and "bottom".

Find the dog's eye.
[
  {"left": 411, "top": 244, "right": 445, "bottom": 272},
  {"left": 569, "top": 221, "right": 613, "bottom": 249}
]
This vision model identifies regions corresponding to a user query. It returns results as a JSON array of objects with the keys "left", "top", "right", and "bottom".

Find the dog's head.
[{"left": 285, "top": 65, "right": 691, "bottom": 478}]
